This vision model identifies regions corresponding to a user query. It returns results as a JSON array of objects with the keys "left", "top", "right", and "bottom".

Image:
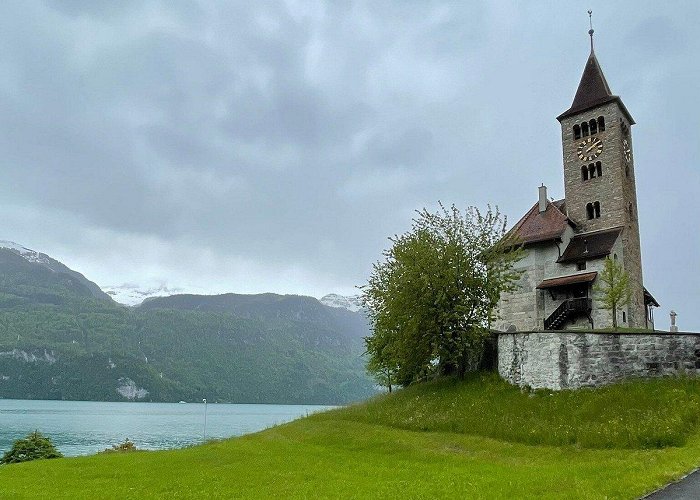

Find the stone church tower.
[
  {"left": 495, "top": 27, "right": 658, "bottom": 332},
  {"left": 556, "top": 37, "right": 646, "bottom": 328}
]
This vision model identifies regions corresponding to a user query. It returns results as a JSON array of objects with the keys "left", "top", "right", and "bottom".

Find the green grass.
[
  {"left": 321, "top": 372, "right": 700, "bottom": 448},
  {"left": 3, "top": 375, "right": 700, "bottom": 499}
]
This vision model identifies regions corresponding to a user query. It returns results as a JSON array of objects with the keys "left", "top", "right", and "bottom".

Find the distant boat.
[{"left": 178, "top": 401, "right": 187, "bottom": 404}]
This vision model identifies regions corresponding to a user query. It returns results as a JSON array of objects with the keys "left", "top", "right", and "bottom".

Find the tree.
[
  {"left": 361, "top": 204, "right": 522, "bottom": 385},
  {"left": 1, "top": 431, "right": 63, "bottom": 464},
  {"left": 594, "top": 256, "right": 632, "bottom": 329},
  {"left": 100, "top": 438, "right": 138, "bottom": 454}
]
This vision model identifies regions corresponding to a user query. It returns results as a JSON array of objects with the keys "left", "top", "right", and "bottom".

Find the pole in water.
[{"left": 203, "top": 398, "right": 207, "bottom": 441}]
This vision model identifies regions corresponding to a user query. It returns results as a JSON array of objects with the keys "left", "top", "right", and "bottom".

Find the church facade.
[{"left": 495, "top": 35, "right": 659, "bottom": 332}]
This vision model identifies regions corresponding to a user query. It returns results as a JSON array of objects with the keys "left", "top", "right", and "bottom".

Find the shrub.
[
  {"left": 1, "top": 431, "right": 63, "bottom": 464},
  {"left": 101, "top": 438, "right": 138, "bottom": 454}
]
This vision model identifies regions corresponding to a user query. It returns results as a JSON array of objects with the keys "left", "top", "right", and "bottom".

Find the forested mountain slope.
[{"left": 0, "top": 245, "right": 374, "bottom": 404}]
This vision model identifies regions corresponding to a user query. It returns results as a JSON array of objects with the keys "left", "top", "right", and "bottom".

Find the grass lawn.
[{"left": 2, "top": 374, "right": 700, "bottom": 499}]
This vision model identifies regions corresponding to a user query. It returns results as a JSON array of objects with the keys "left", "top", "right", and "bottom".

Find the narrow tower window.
[
  {"left": 596, "top": 161, "right": 602, "bottom": 177},
  {"left": 598, "top": 116, "right": 605, "bottom": 131},
  {"left": 586, "top": 203, "right": 594, "bottom": 220},
  {"left": 626, "top": 165, "right": 630, "bottom": 177},
  {"left": 573, "top": 124, "right": 581, "bottom": 139},
  {"left": 581, "top": 122, "right": 589, "bottom": 137},
  {"left": 581, "top": 165, "right": 588, "bottom": 181},
  {"left": 589, "top": 119, "right": 597, "bottom": 135},
  {"left": 588, "top": 163, "right": 596, "bottom": 178},
  {"left": 628, "top": 202, "right": 634, "bottom": 219},
  {"left": 594, "top": 201, "right": 601, "bottom": 218}
]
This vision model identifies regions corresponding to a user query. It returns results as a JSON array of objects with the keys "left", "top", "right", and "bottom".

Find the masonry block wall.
[
  {"left": 560, "top": 103, "right": 646, "bottom": 329},
  {"left": 498, "top": 331, "right": 700, "bottom": 390}
]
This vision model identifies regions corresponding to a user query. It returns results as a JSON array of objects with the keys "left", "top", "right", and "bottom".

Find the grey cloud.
[{"left": 0, "top": 1, "right": 698, "bottom": 329}]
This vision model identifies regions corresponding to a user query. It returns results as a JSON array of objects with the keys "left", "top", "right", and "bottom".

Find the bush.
[
  {"left": 1, "top": 431, "right": 63, "bottom": 464},
  {"left": 101, "top": 438, "right": 138, "bottom": 454}
]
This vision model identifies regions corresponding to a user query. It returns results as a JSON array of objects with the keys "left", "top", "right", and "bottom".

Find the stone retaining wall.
[{"left": 498, "top": 331, "right": 700, "bottom": 390}]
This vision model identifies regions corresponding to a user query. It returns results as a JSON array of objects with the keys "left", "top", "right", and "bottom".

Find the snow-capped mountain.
[
  {"left": 103, "top": 282, "right": 205, "bottom": 306},
  {"left": 0, "top": 240, "right": 113, "bottom": 302},
  {"left": 320, "top": 294, "right": 363, "bottom": 313},
  {"left": 0, "top": 240, "right": 51, "bottom": 265}
]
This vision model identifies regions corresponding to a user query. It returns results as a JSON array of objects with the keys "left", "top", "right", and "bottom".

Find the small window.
[
  {"left": 581, "top": 165, "right": 588, "bottom": 181},
  {"left": 589, "top": 163, "right": 596, "bottom": 178},
  {"left": 613, "top": 253, "right": 618, "bottom": 260},
  {"left": 598, "top": 116, "right": 605, "bottom": 132},
  {"left": 596, "top": 161, "right": 602, "bottom": 177},
  {"left": 628, "top": 202, "right": 634, "bottom": 219},
  {"left": 577, "top": 262, "right": 587, "bottom": 271},
  {"left": 625, "top": 165, "right": 630, "bottom": 178},
  {"left": 622, "top": 311, "right": 627, "bottom": 323},
  {"left": 594, "top": 201, "right": 601, "bottom": 218},
  {"left": 573, "top": 124, "right": 581, "bottom": 140},
  {"left": 589, "top": 119, "right": 597, "bottom": 135},
  {"left": 586, "top": 203, "right": 594, "bottom": 220},
  {"left": 581, "top": 122, "right": 589, "bottom": 137}
]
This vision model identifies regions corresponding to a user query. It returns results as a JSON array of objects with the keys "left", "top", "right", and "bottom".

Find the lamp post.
[{"left": 202, "top": 398, "right": 207, "bottom": 441}]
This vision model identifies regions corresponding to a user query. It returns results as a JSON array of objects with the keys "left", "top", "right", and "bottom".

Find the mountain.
[
  {"left": 0, "top": 241, "right": 113, "bottom": 303},
  {"left": 0, "top": 243, "right": 375, "bottom": 404},
  {"left": 320, "top": 294, "right": 363, "bottom": 312}
]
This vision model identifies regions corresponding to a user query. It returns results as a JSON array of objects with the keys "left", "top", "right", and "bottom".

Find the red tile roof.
[{"left": 507, "top": 199, "right": 570, "bottom": 246}]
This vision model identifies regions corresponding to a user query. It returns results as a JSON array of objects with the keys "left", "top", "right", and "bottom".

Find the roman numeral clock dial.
[{"left": 577, "top": 136, "right": 603, "bottom": 161}]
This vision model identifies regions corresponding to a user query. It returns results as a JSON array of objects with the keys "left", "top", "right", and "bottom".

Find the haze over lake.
[{"left": 0, "top": 399, "right": 333, "bottom": 457}]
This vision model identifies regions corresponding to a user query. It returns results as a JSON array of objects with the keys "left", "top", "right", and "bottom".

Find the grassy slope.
[{"left": 3, "top": 375, "right": 700, "bottom": 499}]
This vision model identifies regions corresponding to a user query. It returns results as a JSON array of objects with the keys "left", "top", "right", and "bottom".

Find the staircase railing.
[{"left": 544, "top": 298, "right": 592, "bottom": 330}]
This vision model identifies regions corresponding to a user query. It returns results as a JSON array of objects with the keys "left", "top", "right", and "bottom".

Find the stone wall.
[
  {"left": 498, "top": 331, "right": 700, "bottom": 390},
  {"left": 560, "top": 102, "right": 646, "bottom": 328}
]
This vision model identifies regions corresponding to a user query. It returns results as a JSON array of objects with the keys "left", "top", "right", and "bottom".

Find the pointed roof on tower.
[{"left": 557, "top": 20, "right": 634, "bottom": 123}]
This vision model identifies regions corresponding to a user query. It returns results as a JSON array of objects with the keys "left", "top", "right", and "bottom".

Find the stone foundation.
[{"left": 498, "top": 331, "right": 700, "bottom": 390}]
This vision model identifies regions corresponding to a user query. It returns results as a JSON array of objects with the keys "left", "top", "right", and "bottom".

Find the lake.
[{"left": 0, "top": 399, "right": 334, "bottom": 457}]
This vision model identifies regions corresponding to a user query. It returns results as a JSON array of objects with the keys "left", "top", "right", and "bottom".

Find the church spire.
[{"left": 557, "top": 14, "right": 634, "bottom": 124}]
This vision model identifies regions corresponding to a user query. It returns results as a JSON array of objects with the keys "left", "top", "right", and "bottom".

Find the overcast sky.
[{"left": 1, "top": 1, "right": 698, "bottom": 329}]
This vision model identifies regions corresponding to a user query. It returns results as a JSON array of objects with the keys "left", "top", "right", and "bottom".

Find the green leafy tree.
[
  {"left": 361, "top": 204, "right": 522, "bottom": 385},
  {"left": 1, "top": 431, "right": 62, "bottom": 464},
  {"left": 365, "top": 331, "right": 399, "bottom": 392},
  {"left": 594, "top": 256, "right": 632, "bottom": 329}
]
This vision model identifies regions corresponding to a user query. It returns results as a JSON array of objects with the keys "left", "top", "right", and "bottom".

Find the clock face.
[
  {"left": 577, "top": 137, "right": 603, "bottom": 161},
  {"left": 623, "top": 139, "right": 632, "bottom": 163}
]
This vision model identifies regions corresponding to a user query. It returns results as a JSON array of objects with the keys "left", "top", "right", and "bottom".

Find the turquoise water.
[{"left": 0, "top": 399, "right": 334, "bottom": 457}]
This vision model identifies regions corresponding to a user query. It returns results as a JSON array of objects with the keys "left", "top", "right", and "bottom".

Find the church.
[{"left": 495, "top": 27, "right": 659, "bottom": 333}]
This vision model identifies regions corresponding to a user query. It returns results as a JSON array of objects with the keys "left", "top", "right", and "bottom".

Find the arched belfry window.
[
  {"left": 581, "top": 122, "right": 589, "bottom": 137},
  {"left": 586, "top": 203, "right": 594, "bottom": 220},
  {"left": 598, "top": 116, "right": 605, "bottom": 131},
  {"left": 581, "top": 165, "right": 588, "bottom": 181},
  {"left": 596, "top": 161, "right": 602, "bottom": 177},
  {"left": 573, "top": 124, "right": 581, "bottom": 140},
  {"left": 589, "top": 119, "right": 597, "bottom": 135},
  {"left": 594, "top": 201, "right": 601, "bottom": 218},
  {"left": 588, "top": 163, "right": 596, "bottom": 179}
]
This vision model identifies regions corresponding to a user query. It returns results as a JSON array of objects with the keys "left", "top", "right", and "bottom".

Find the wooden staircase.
[{"left": 544, "top": 298, "right": 592, "bottom": 330}]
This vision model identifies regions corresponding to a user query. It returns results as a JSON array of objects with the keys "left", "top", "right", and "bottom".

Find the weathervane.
[{"left": 588, "top": 10, "right": 594, "bottom": 51}]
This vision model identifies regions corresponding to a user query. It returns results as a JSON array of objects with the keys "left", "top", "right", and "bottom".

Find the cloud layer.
[{"left": 1, "top": 1, "right": 698, "bottom": 329}]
